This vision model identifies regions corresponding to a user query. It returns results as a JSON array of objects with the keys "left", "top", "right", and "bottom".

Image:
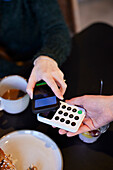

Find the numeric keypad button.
[
  {"left": 65, "top": 120, "right": 70, "bottom": 124},
  {"left": 67, "top": 107, "right": 71, "bottom": 111},
  {"left": 64, "top": 112, "right": 68, "bottom": 116},
  {"left": 60, "top": 118, "right": 65, "bottom": 122},
  {"left": 74, "top": 116, "right": 79, "bottom": 120},
  {"left": 69, "top": 114, "right": 74, "bottom": 118},
  {"left": 58, "top": 110, "right": 63, "bottom": 114},
  {"left": 55, "top": 116, "right": 59, "bottom": 120},
  {"left": 62, "top": 105, "right": 66, "bottom": 109},
  {"left": 71, "top": 122, "right": 76, "bottom": 126},
  {"left": 72, "top": 108, "right": 77, "bottom": 112}
]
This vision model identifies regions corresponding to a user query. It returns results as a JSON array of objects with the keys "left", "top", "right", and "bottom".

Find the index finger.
[{"left": 43, "top": 75, "right": 64, "bottom": 100}]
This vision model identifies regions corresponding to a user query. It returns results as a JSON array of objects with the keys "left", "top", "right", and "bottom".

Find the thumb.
[
  {"left": 66, "top": 96, "right": 84, "bottom": 106},
  {"left": 26, "top": 73, "right": 36, "bottom": 99}
]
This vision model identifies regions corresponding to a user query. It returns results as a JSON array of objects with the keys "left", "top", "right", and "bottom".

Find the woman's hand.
[
  {"left": 26, "top": 56, "right": 67, "bottom": 99},
  {"left": 59, "top": 95, "right": 113, "bottom": 137}
]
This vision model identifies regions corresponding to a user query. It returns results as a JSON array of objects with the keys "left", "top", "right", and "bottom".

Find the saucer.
[{"left": 0, "top": 130, "right": 63, "bottom": 170}]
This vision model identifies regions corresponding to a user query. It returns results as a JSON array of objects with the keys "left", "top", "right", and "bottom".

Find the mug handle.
[{"left": 0, "top": 97, "right": 4, "bottom": 111}]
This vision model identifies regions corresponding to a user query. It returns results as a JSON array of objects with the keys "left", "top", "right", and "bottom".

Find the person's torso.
[{"left": 0, "top": 0, "right": 42, "bottom": 60}]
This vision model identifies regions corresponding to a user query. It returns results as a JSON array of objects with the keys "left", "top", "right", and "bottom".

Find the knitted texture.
[{"left": 0, "top": 0, "right": 71, "bottom": 68}]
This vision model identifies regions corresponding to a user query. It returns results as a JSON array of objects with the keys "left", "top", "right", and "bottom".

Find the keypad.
[
  {"left": 54, "top": 103, "right": 81, "bottom": 126},
  {"left": 52, "top": 101, "right": 85, "bottom": 132}
]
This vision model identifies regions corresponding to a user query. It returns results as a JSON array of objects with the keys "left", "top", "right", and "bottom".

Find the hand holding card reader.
[{"left": 32, "top": 81, "right": 86, "bottom": 133}]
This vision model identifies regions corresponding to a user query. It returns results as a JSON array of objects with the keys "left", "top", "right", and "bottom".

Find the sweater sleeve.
[{"left": 32, "top": 0, "right": 71, "bottom": 66}]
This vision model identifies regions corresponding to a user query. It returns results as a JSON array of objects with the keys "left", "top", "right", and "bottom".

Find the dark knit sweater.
[{"left": 0, "top": 0, "right": 71, "bottom": 66}]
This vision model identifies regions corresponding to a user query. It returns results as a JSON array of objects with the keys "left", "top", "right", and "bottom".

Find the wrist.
[{"left": 34, "top": 56, "right": 58, "bottom": 66}]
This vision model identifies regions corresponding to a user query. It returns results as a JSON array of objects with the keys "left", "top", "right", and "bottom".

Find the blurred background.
[{"left": 78, "top": 0, "right": 113, "bottom": 32}]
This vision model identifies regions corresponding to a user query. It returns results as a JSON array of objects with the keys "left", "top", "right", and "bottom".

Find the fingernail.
[
  {"left": 67, "top": 134, "right": 71, "bottom": 137},
  {"left": 26, "top": 89, "right": 33, "bottom": 99},
  {"left": 60, "top": 96, "right": 64, "bottom": 100},
  {"left": 30, "top": 92, "right": 33, "bottom": 100},
  {"left": 66, "top": 133, "right": 73, "bottom": 137},
  {"left": 59, "top": 132, "right": 64, "bottom": 135}
]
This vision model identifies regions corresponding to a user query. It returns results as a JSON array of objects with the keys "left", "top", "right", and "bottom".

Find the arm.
[
  {"left": 33, "top": 0, "right": 71, "bottom": 65},
  {"left": 27, "top": 0, "right": 71, "bottom": 99}
]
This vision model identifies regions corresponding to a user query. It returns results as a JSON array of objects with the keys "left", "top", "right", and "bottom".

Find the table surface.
[
  {"left": 1, "top": 23, "right": 113, "bottom": 170},
  {"left": 0, "top": 104, "right": 113, "bottom": 170}
]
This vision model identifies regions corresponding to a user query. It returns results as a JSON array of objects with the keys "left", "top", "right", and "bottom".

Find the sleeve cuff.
[{"left": 33, "top": 55, "right": 58, "bottom": 66}]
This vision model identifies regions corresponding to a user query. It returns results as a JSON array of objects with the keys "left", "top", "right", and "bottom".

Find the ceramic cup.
[
  {"left": 0, "top": 75, "right": 30, "bottom": 114},
  {"left": 79, "top": 124, "right": 110, "bottom": 143}
]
